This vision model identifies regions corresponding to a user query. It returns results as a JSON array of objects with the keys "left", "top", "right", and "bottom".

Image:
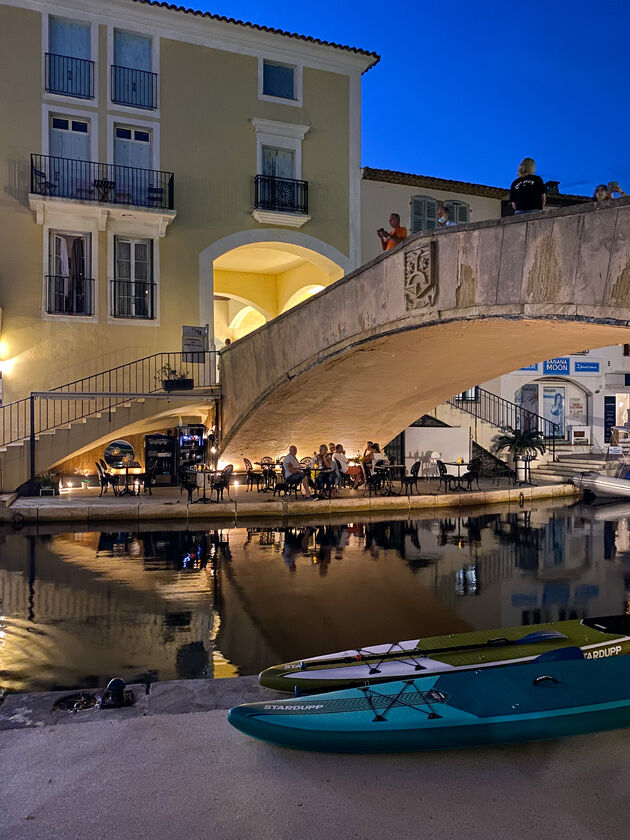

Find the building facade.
[{"left": 0, "top": 0, "right": 377, "bottom": 408}]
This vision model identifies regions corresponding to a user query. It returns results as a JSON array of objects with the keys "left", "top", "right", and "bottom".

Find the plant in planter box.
[
  {"left": 155, "top": 363, "right": 194, "bottom": 392},
  {"left": 492, "top": 428, "right": 546, "bottom": 481},
  {"left": 38, "top": 471, "right": 59, "bottom": 496}
]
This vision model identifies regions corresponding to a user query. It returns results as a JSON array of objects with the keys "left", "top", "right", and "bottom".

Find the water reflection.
[{"left": 0, "top": 503, "right": 628, "bottom": 693}]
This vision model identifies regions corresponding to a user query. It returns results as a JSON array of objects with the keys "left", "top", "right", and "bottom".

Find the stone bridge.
[{"left": 219, "top": 198, "right": 630, "bottom": 463}]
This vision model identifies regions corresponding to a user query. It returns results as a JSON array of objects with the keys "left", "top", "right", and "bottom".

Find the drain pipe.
[{"left": 29, "top": 393, "right": 36, "bottom": 495}]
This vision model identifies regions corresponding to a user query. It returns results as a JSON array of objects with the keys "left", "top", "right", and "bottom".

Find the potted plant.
[
  {"left": 38, "top": 471, "right": 59, "bottom": 496},
  {"left": 492, "top": 428, "right": 546, "bottom": 482},
  {"left": 155, "top": 363, "right": 194, "bottom": 392}
]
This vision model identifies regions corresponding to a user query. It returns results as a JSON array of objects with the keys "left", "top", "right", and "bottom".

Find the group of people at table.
[{"left": 282, "top": 441, "right": 389, "bottom": 500}]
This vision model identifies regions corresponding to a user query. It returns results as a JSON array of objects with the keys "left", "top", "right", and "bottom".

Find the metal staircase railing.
[
  {"left": 447, "top": 387, "right": 559, "bottom": 460},
  {"left": 0, "top": 350, "right": 218, "bottom": 449}
]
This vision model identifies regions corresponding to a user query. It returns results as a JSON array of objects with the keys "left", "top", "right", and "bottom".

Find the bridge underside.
[{"left": 220, "top": 317, "right": 630, "bottom": 463}]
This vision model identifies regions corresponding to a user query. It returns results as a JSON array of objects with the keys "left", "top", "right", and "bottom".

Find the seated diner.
[{"left": 282, "top": 445, "right": 312, "bottom": 499}]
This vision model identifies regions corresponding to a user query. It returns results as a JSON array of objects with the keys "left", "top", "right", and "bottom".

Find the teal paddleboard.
[{"left": 231, "top": 652, "right": 630, "bottom": 752}]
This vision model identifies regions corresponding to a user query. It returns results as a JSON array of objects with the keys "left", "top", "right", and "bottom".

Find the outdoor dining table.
[
  {"left": 374, "top": 464, "right": 405, "bottom": 496},
  {"left": 114, "top": 461, "right": 142, "bottom": 496},
  {"left": 443, "top": 461, "right": 471, "bottom": 491},
  {"left": 193, "top": 467, "right": 220, "bottom": 503},
  {"left": 254, "top": 462, "right": 281, "bottom": 492}
]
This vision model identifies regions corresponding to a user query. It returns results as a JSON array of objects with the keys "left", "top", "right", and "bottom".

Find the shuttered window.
[
  {"left": 445, "top": 200, "right": 470, "bottom": 224},
  {"left": 410, "top": 195, "right": 438, "bottom": 233}
]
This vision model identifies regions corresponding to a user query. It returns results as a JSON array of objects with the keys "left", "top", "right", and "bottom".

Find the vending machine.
[
  {"left": 176, "top": 424, "right": 207, "bottom": 472},
  {"left": 144, "top": 433, "right": 176, "bottom": 485}
]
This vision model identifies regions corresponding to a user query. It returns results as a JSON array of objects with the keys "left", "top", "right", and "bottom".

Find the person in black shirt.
[{"left": 510, "top": 158, "right": 546, "bottom": 214}]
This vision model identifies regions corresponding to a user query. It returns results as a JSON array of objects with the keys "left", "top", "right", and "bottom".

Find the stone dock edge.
[
  {"left": 0, "top": 676, "right": 285, "bottom": 731},
  {"left": 0, "top": 483, "right": 581, "bottom": 525}
]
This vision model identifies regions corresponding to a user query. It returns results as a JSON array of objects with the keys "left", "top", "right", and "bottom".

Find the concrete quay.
[
  {"left": 0, "top": 480, "right": 580, "bottom": 527},
  {"left": 0, "top": 673, "right": 627, "bottom": 840}
]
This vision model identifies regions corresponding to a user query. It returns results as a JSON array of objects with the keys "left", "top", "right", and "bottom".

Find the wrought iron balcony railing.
[
  {"left": 46, "top": 275, "right": 94, "bottom": 316},
  {"left": 112, "top": 280, "right": 156, "bottom": 320},
  {"left": 31, "top": 154, "right": 174, "bottom": 210},
  {"left": 45, "top": 53, "right": 94, "bottom": 99},
  {"left": 111, "top": 65, "right": 158, "bottom": 110},
  {"left": 254, "top": 174, "right": 308, "bottom": 214}
]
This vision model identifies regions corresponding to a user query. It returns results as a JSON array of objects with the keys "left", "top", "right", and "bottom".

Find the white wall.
[{"left": 405, "top": 427, "right": 470, "bottom": 472}]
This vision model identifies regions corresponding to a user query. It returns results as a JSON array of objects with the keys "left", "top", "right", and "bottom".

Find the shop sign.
[
  {"left": 517, "top": 363, "right": 538, "bottom": 373},
  {"left": 569, "top": 398, "right": 585, "bottom": 416},
  {"left": 543, "top": 358, "right": 569, "bottom": 375},
  {"left": 573, "top": 361, "right": 600, "bottom": 374}
]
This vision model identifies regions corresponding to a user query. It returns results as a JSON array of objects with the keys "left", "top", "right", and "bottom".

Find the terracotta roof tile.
[
  {"left": 362, "top": 167, "right": 589, "bottom": 202},
  {"left": 131, "top": 0, "right": 380, "bottom": 69}
]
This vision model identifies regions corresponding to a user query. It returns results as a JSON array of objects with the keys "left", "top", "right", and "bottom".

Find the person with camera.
[{"left": 377, "top": 212, "right": 407, "bottom": 251}]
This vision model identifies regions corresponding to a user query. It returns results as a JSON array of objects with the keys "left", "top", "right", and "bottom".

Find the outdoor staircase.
[{"left": 0, "top": 351, "right": 219, "bottom": 491}]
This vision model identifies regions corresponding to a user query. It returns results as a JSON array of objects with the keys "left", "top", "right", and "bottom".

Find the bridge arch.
[
  {"left": 199, "top": 230, "right": 350, "bottom": 342},
  {"left": 218, "top": 200, "right": 630, "bottom": 461}
]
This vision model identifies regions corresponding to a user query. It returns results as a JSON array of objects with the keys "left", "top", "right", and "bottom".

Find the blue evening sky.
[{"left": 186, "top": 0, "right": 629, "bottom": 195}]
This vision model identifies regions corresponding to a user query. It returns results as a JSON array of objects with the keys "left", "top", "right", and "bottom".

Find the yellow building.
[{"left": 0, "top": 0, "right": 378, "bottom": 406}]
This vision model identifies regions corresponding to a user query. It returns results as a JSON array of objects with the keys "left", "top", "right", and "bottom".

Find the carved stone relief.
[{"left": 404, "top": 244, "right": 437, "bottom": 311}]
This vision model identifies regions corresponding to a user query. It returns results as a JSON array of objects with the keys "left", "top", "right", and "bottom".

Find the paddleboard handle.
[
  {"left": 533, "top": 675, "right": 559, "bottom": 686},
  {"left": 488, "top": 637, "right": 509, "bottom": 646}
]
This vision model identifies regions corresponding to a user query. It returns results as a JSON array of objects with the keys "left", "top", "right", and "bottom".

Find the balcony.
[
  {"left": 45, "top": 53, "right": 94, "bottom": 99},
  {"left": 46, "top": 275, "right": 94, "bottom": 316},
  {"left": 252, "top": 174, "right": 310, "bottom": 228},
  {"left": 112, "top": 280, "right": 156, "bottom": 320},
  {"left": 111, "top": 65, "right": 158, "bottom": 110},
  {"left": 31, "top": 154, "right": 174, "bottom": 210}
]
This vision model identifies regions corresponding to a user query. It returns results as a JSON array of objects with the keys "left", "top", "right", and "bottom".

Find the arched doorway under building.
[{"left": 198, "top": 231, "right": 351, "bottom": 345}]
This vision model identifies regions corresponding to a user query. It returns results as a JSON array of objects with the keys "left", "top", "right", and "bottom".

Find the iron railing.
[
  {"left": 0, "top": 351, "right": 218, "bottom": 449},
  {"left": 46, "top": 275, "right": 94, "bottom": 316},
  {"left": 111, "top": 65, "right": 158, "bottom": 109},
  {"left": 45, "top": 53, "right": 94, "bottom": 99},
  {"left": 254, "top": 174, "right": 308, "bottom": 214},
  {"left": 31, "top": 153, "right": 175, "bottom": 210},
  {"left": 111, "top": 280, "right": 156, "bottom": 319},
  {"left": 447, "top": 386, "right": 559, "bottom": 459}
]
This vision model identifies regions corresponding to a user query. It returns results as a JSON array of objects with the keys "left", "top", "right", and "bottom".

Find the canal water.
[{"left": 0, "top": 500, "right": 629, "bottom": 694}]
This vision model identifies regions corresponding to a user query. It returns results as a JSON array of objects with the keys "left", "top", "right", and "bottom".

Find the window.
[
  {"left": 410, "top": 195, "right": 438, "bottom": 233},
  {"left": 113, "top": 237, "right": 155, "bottom": 319},
  {"left": 47, "top": 17, "right": 93, "bottom": 99},
  {"left": 455, "top": 387, "right": 479, "bottom": 401},
  {"left": 47, "top": 231, "right": 92, "bottom": 316},
  {"left": 258, "top": 59, "right": 302, "bottom": 106},
  {"left": 112, "top": 30, "right": 156, "bottom": 109},
  {"left": 262, "top": 146, "right": 295, "bottom": 179},
  {"left": 445, "top": 200, "right": 470, "bottom": 224}
]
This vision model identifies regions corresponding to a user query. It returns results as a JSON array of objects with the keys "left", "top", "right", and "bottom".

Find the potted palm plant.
[
  {"left": 493, "top": 428, "right": 546, "bottom": 483},
  {"left": 156, "top": 363, "right": 194, "bottom": 392}
]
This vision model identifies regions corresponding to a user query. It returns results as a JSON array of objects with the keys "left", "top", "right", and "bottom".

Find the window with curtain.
[
  {"left": 261, "top": 146, "right": 295, "bottom": 179},
  {"left": 262, "top": 61, "right": 295, "bottom": 99},
  {"left": 47, "top": 231, "right": 92, "bottom": 315}
]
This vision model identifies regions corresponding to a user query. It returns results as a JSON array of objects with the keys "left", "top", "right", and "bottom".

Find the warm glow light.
[
  {"left": 210, "top": 446, "right": 217, "bottom": 454},
  {"left": 0, "top": 357, "right": 15, "bottom": 374},
  {"left": 0, "top": 339, "right": 8, "bottom": 358},
  {"left": 233, "top": 480, "right": 239, "bottom": 487},
  {"left": 308, "top": 285, "right": 326, "bottom": 296}
]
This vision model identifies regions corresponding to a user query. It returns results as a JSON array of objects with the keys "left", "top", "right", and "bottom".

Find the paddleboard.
[
  {"left": 231, "top": 652, "right": 630, "bottom": 752},
  {"left": 259, "top": 614, "right": 630, "bottom": 692}
]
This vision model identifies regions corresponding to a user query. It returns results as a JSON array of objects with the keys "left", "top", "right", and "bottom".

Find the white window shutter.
[{"left": 410, "top": 195, "right": 438, "bottom": 233}]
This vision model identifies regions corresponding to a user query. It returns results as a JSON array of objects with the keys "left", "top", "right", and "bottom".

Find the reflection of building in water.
[{"left": 0, "top": 531, "right": 215, "bottom": 692}]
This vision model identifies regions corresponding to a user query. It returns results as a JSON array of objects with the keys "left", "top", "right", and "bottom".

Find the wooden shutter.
[
  {"left": 410, "top": 195, "right": 438, "bottom": 233},
  {"left": 445, "top": 200, "right": 470, "bottom": 224}
]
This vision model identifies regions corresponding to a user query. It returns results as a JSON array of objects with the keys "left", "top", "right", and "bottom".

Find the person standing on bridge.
[
  {"left": 377, "top": 213, "right": 408, "bottom": 251},
  {"left": 510, "top": 158, "right": 546, "bottom": 215}
]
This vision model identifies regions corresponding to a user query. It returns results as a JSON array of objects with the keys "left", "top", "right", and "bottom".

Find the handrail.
[
  {"left": 447, "top": 387, "right": 559, "bottom": 460},
  {"left": 0, "top": 350, "right": 218, "bottom": 448}
]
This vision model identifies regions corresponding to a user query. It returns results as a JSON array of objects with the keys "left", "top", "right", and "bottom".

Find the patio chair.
[
  {"left": 361, "top": 462, "right": 382, "bottom": 496},
  {"left": 436, "top": 460, "right": 457, "bottom": 492},
  {"left": 95, "top": 461, "right": 118, "bottom": 496},
  {"left": 212, "top": 464, "right": 233, "bottom": 501},
  {"left": 33, "top": 167, "right": 56, "bottom": 195},
  {"left": 259, "top": 456, "right": 277, "bottom": 491},
  {"left": 401, "top": 461, "right": 422, "bottom": 495},
  {"left": 178, "top": 464, "right": 198, "bottom": 503},
  {"left": 139, "top": 459, "right": 158, "bottom": 495},
  {"left": 492, "top": 460, "right": 517, "bottom": 486},
  {"left": 461, "top": 457, "right": 482, "bottom": 490},
  {"left": 146, "top": 186, "right": 164, "bottom": 205},
  {"left": 243, "top": 457, "right": 263, "bottom": 491}
]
